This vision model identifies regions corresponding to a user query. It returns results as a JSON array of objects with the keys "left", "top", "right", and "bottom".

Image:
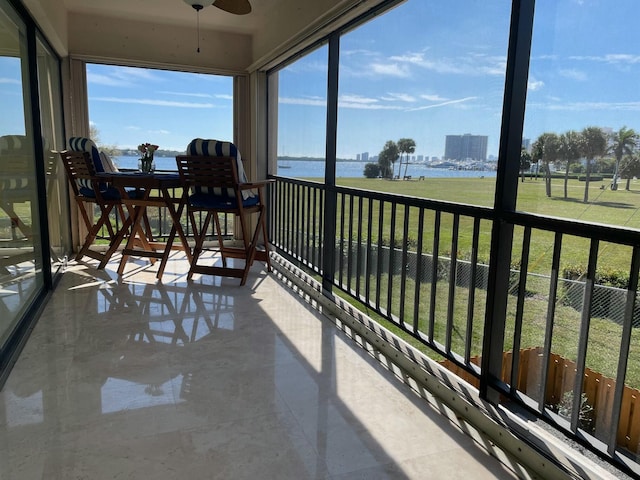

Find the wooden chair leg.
[
  {"left": 188, "top": 211, "right": 211, "bottom": 280},
  {"left": 142, "top": 211, "right": 154, "bottom": 242},
  {"left": 76, "top": 203, "right": 116, "bottom": 262},
  {"left": 74, "top": 201, "right": 95, "bottom": 261},
  {"left": 212, "top": 213, "right": 226, "bottom": 266},
  {"left": 260, "top": 210, "right": 271, "bottom": 271},
  {"left": 237, "top": 213, "right": 252, "bottom": 286}
]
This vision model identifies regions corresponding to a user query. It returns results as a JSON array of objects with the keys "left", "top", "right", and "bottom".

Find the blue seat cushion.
[
  {"left": 189, "top": 192, "right": 259, "bottom": 209},
  {"left": 79, "top": 186, "right": 144, "bottom": 201}
]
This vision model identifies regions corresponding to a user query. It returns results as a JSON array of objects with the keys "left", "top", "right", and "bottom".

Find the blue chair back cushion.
[
  {"left": 69, "top": 137, "right": 108, "bottom": 191},
  {"left": 185, "top": 139, "right": 254, "bottom": 201}
]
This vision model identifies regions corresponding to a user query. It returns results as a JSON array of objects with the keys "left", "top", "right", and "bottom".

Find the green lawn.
[
  {"left": 327, "top": 176, "right": 640, "bottom": 274},
  {"left": 336, "top": 175, "right": 640, "bottom": 228}
]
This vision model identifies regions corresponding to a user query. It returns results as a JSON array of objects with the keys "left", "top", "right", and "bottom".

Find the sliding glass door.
[
  {"left": 0, "top": 0, "right": 45, "bottom": 350},
  {"left": 36, "top": 33, "right": 70, "bottom": 272}
]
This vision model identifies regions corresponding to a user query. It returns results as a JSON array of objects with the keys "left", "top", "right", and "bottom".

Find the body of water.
[{"left": 114, "top": 156, "right": 496, "bottom": 179}]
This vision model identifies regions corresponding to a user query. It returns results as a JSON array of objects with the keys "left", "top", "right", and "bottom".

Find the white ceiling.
[{"left": 62, "top": 0, "right": 279, "bottom": 35}]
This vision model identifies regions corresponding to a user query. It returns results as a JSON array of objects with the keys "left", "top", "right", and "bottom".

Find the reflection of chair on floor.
[
  {"left": 183, "top": 284, "right": 237, "bottom": 336},
  {"left": 60, "top": 137, "right": 130, "bottom": 264},
  {"left": 176, "top": 139, "right": 272, "bottom": 285}
]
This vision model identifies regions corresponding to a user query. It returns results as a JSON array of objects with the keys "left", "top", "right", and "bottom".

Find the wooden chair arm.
[{"left": 239, "top": 179, "right": 275, "bottom": 190}]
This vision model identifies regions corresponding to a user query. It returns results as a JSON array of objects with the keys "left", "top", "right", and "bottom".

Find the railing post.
[
  {"left": 322, "top": 33, "right": 340, "bottom": 293},
  {"left": 480, "top": 0, "right": 535, "bottom": 402}
]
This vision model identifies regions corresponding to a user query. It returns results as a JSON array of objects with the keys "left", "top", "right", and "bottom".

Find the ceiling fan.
[
  {"left": 183, "top": 0, "right": 252, "bottom": 52},
  {"left": 183, "top": 0, "right": 252, "bottom": 15}
]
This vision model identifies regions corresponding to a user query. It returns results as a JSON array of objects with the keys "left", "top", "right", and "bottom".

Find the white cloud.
[
  {"left": 388, "top": 51, "right": 506, "bottom": 76},
  {"left": 339, "top": 94, "right": 379, "bottom": 104},
  {"left": 533, "top": 54, "right": 559, "bottom": 61},
  {"left": 110, "top": 67, "right": 161, "bottom": 84},
  {"left": 279, "top": 96, "right": 326, "bottom": 106},
  {"left": 420, "top": 94, "right": 449, "bottom": 102},
  {"left": 570, "top": 54, "right": 640, "bottom": 64},
  {"left": 90, "top": 97, "right": 214, "bottom": 108},
  {"left": 559, "top": 69, "right": 588, "bottom": 81},
  {"left": 406, "top": 96, "right": 477, "bottom": 112},
  {"left": 280, "top": 92, "right": 475, "bottom": 111},
  {"left": 528, "top": 77, "right": 545, "bottom": 91},
  {"left": 338, "top": 101, "right": 403, "bottom": 111},
  {"left": 87, "top": 72, "right": 131, "bottom": 87},
  {"left": 155, "top": 91, "right": 232, "bottom": 101},
  {"left": 381, "top": 93, "right": 416, "bottom": 102},
  {"left": 158, "top": 91, "right": 213, "bottom": 98},
  {"left": 370, "top": 62, "right": 411, "bottom": 77},
  {"left": 87, "top": 66, "right": 163, "bottom": 87},
  {"left": 530, "top": 100, "right": 640, "bottom": 112},
  {"left": 341, "top": 48, "right": 377, "bottom": 57},
  {"left": 0, "top": 77, "right": 20, "bottom": 85}
]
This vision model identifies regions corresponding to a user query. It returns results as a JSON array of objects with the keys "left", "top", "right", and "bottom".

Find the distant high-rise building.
[
  {"left": 444, "top": 134, "right": 488, "bottom": 161},
  {"left": 417, "top": 155, "right": 424, "bottom": 162},
  {"left": 522, "top": 138, "right": 531, "bottom": 151},
  {"left": 356, "top": 153, "right": 361, "bottom": 161},
  {"left": 362, "top": 152, "right": 369, "bottom": 162}
]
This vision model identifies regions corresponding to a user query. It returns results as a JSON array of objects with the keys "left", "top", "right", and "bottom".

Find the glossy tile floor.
[{"left": 0, "top": 252, "right": 525, "bottom": 479}]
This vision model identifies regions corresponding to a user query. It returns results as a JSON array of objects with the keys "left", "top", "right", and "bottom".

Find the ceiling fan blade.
[{"left": 213, "top": 0, "right": 252, "bottom": 15}]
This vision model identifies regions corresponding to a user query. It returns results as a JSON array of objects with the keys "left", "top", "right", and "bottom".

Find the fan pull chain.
[
  {"left": 196, "top": 8, "right": 200, "bottom": 53},
  {"left": 190, "top": 3, "right": 204, "bottom": 53}
]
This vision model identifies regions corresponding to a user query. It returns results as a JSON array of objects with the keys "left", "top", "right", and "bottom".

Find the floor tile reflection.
[{"left": 0, "top": 253, "right": 522, "bottom": 479}]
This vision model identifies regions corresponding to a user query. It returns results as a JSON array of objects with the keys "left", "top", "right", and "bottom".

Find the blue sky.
[
  {"left": 277, "top": 0, "right": 640, "bottom": 159},
  {"left": 2, "top": 0, "right": 640, "bottom": 160},
  {"left": 86, "top": 66, "right": 233, "bottom": 152}
]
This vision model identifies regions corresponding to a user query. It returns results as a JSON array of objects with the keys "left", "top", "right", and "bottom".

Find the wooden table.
[{"left": 96, "top": 172, "right": 191, "bottom": 279}]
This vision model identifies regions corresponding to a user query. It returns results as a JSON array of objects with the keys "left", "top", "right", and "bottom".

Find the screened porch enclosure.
[{"left": 4, "top": 0, "right": 640, "bottom": 477}]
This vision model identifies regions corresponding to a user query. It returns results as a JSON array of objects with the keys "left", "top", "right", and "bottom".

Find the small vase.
[{"left": 138, "top": 156, "right": 155, "bottom": 173}]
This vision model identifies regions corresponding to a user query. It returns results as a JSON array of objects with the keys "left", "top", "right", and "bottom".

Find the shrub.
[
  {"left": 562, "top": 264, "right": 630, "bottom": 288},
  {"left": 363, "top": 162, "right": 380, "bottom": 178},
  {"left": 577, "top": 175, "right": 604, "bottom": 182}
]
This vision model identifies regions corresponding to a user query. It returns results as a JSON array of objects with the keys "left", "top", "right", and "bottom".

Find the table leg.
[
  {"left": 118, "top": 204, "right": 155, "bottom": 275},
  {"left": 156, "top": 189, "right": 191, "bottom": 279}
]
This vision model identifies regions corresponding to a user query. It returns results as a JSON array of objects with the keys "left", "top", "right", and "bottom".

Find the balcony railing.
[{"left": 269, "top": 174, "right": 640, "bottom": 476}]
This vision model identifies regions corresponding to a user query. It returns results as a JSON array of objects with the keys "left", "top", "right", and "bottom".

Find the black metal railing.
[{"left": 269, "top": 175, "right": 640, "bottom": 474}]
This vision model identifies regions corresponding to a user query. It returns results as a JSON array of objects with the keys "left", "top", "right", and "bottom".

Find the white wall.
[
  {"left": 67, "top": 12, "right": 252, "bottom": 74},
  {"left": 22, "top": 0, "right": 68, "bottom": 55}
]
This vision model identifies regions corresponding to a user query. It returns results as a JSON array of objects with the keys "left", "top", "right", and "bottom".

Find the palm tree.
[
  {"left": 397, "top": 138, "right": 416, "bottom": 178},
  {"left": 580, "top": 126, "right": 607, "bottom": 203},
  {"left": 531, "top": 132, "right": 559, "bottom": 197},
  {"left": 558, "top": 130, "right": 582, "bottom": 199},
  {"left": 609, "top": 126, "right": 638, "bottom": 190},
  {"left": 520, "top": 148, "right": 531, "bottom": 183},
  {"left": 620, "top": 154, "right": 640, "bottom": 190},
  {"left": 378, "top": 140, "right": 398, "bottom": 179}
]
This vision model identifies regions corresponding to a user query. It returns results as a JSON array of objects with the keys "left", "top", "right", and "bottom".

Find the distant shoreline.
[{"left": 279, "top": 157, "right": 363, "bottom": 163}]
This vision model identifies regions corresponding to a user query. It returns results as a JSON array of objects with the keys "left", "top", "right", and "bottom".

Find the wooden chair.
[
  {"left": 59, "top": 148, "right": 127, "bottom": 264},
  {"left": 176, "top": 139, "right": 272, "bottom": 285}
]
